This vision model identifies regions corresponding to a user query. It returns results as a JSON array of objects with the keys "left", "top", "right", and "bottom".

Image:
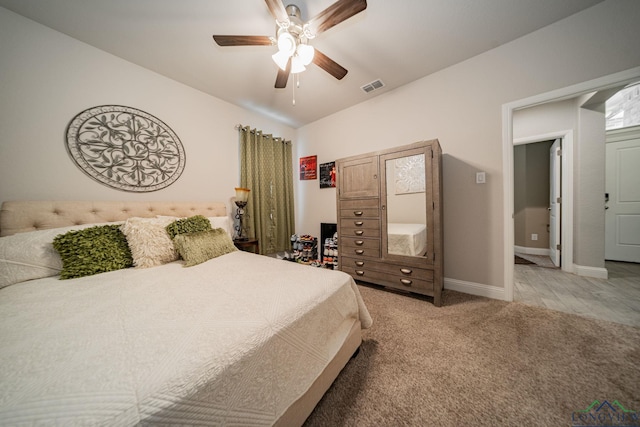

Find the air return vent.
[{"left": 361, "top": 79, "right": 385, "bottom": 94}]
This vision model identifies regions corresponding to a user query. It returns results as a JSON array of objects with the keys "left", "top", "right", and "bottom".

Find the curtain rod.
[{"left": 235, "top": 124, "right": 289, "bottom": 144}]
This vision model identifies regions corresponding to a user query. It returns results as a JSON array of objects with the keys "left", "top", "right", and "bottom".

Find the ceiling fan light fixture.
[
  {"left": 276, "top": 31, "right": 296, "bottom": 56},
  {"left": 290, "top": 56, "right": 306, "bottom": 74},
  {"left": 297, "top": 43, "right": 315, "bottom": 66},
  {"left": 272, "top": 50, "right": 291, "bottom": 70}
]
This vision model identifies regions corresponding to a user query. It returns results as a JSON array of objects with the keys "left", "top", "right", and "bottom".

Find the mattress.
[
  {"left": 387, "top": 223, "right": 427, "bottom": 256},
  {"left": 0, "top": 251, "right": 371, "bottom": 426}
]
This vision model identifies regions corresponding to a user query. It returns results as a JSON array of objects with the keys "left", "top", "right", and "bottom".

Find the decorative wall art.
[
  {"left": 319, "top": 161, "right": 336, "bottom": 188},
  {"left": 299, "top": 155, "right": 317, "bottom": 180},
  {"left": 65, "top": 105, "right": 186, "bottom": 192},
  {"left": 394, "top": 154, "right": 425, "bottom": 194}
]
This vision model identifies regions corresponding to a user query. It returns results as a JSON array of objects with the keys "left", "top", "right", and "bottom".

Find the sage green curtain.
[{"left": 239, "top": 126, "right": 295, "bottom": 254}]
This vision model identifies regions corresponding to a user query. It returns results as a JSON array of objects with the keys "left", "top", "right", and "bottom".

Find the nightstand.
[{"left": 233, "top": 238, "right": 259, "bottom": 254}]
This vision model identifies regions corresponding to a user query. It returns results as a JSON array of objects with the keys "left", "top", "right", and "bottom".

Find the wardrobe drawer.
[
  {"left": 341, "top": 256, "right": 388, "bottom": 272},
  {"left": 341, "top": 227, "right": 380, "bottom": 238},
  {"left": 340, "top": 239, "right": 380, "bottom": 258},
  {"left": 342, "top": 238, "right": 380, "bottom": 250},
  {"left": 339, "top": 199, "right": 379, "bottom": 209},
  {"left": 342, "top": 257, "right": 434, "bottom": 281},
  {"left": 340, "top": 208, "right": 379, "bottom": 219},
  {"left": 342, "top": 266, "right": 434, "bottom": 292},
  {"left": 340, "top": 218, "right": 379, "bottom": 230}
]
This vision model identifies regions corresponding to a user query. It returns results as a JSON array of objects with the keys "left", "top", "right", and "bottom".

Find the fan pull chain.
[
  {"left": 290, "top": 74, "right": 302, "bottom": 106},
  {"left": 292, "top": 74, "right": 297, "bottom": 106}
]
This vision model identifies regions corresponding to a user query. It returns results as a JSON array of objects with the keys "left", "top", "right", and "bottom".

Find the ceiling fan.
[{"left": 213, "top": 0, "right": 367, "bottom": 89}]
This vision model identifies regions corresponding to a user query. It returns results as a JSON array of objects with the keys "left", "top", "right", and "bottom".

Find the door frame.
[
  {"left": 502, "top": 66, "right": 640, "bottom": 302},
  {"left": 513, "top": 133, "right": 573, "bottom": 273}
]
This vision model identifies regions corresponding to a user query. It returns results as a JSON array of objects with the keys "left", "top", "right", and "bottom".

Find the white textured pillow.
[
  {"left": 208, "top": 216, "right": 233, "bottom": 238},
  {"left": 0, "top": 222, "right": 121, "bottom": 289},
  {"left": 120, "top": 216, "right": 178, "bottom": 268}
]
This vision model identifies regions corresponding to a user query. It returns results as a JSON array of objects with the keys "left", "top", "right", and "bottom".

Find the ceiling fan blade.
[
  {"left": 213, "top": 35, "right": 273, "bottom": 46},
  {"left": 264, "top": 0, "right": 288, "bottom": 23},
  {"left": 313, "top": 49, "right": 348, "bottom": 80},
  {"left": 307, "top": 0, "right": 367, "bottom": 36},
  {"left": 275, "top": 58, "right": 291, "bottom": 89}
]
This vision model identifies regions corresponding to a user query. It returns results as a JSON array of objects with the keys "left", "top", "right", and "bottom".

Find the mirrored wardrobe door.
[{"left": 380, "top": 146, "right": 434, "bottom": 262}]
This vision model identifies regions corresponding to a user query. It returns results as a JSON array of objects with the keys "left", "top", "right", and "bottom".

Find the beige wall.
[
  {"left": 575, "top": 98, "right": 607, "bottom": 268},
  {"left": 295, "top": 0, "right": 640, "bottom": 291},
  {"left": 0, "top": 7, "right": 295, "bottom": 213}
]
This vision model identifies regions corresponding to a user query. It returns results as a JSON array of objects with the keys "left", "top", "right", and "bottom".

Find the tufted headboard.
[{"left": 0, "top": 201, "right": 227, "bottom": 237}]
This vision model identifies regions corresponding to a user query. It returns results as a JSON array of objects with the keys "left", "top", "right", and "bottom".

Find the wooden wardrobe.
[{"left": 336, "top": 140, "right": 443, "bottom": 306}]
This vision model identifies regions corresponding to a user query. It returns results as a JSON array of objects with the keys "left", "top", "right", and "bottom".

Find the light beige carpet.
[{"left": 304, "top": 285, "right": 640, "bottom": 426}]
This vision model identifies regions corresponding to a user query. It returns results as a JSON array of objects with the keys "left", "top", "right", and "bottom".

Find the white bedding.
[
  {"left": 387, "top": 223, "right": 427, "bottom": 256},
  {"left": 0, "top": 251, "right": 371, "bottom": 426}
]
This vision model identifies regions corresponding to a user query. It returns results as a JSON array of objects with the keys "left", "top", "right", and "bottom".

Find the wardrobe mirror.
[{"left": 384, "top": 153, "right": 427, "bottom": 257}]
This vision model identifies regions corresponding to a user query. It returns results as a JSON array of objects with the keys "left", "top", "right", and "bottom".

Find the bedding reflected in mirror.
[{"left": 385, "top": 154, "right": 427, "bottom": 257}]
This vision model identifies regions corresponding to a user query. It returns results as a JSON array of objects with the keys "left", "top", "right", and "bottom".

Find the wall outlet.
[{"left": 531, "top": 233, "right": 538, "bottom": 241}]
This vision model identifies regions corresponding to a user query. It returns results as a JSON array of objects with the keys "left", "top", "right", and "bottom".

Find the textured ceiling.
[{"left": 0, "top": 0, "right": 605, "bottom": 127}]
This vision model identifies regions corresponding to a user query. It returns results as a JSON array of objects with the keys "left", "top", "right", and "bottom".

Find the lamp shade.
[
  {"left": 235, "top": 187, "right": 250, "bottom": 203},
  {"left": 277, "top": 31, "right": 296, "bottom": 56},
  {"left": 290, "top": 56, "right": 306, "bottom": 74},
  {"left": 272, "top": 50, "right": 291, "bottom": 70},
  {"left": 297, "top": 44, "right": 315, "bottom": 66}
]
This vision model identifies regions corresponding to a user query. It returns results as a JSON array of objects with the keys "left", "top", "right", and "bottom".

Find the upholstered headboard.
[{"left": 0, "top": 201, "right": 227, "bottom": 237}]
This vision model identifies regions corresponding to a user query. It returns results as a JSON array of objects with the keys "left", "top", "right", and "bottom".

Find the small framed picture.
[
  {"left": 299, "top": 155, "right": 317, "bottom": 180},
  {"left": 319, "top": 162, "right": 336, "bottom": 188}
]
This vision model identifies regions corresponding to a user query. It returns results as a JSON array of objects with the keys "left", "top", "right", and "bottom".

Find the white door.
[
  {"left": 549, "top": 139, "right": 561, "bottom": 267},
  {"left": 605, "top": 135, "right": 640, "bottom": 262}
]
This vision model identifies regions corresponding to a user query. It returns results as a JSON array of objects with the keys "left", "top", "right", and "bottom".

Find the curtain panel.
[{"left": 239, "top": 126, "right": 295, "bottom": 254}]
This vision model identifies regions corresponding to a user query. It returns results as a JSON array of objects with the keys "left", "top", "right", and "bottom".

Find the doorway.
[
  {"left": 502, "top": 66, "right": 640, "bottom": 302},
  {"left": 513, "top": 139, "right": 561, "bottom": 269}
]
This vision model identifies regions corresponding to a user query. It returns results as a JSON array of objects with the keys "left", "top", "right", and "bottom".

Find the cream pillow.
[
  {"left": 208, "top": 216, "right": 233, "bottom": 238},
  {"left": 120, "top": 216, "right": 178, "bottom": 268},
  {"left": 0, "top": 222, "right": 121, "bottom": 289}
]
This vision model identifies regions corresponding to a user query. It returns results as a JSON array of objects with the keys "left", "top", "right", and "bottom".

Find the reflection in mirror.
[{"left": 385, "top": 154, "right": 427, "bottom": 257}]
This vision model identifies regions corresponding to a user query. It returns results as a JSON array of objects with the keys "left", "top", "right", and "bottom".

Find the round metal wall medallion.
[{"left": 66, "top": 105, "right": 185, "bottom": 192}]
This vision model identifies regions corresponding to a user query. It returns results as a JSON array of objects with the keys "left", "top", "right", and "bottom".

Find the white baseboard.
[
  {"left": 514, "top": 245, "right": 550, "bottom": 256},
  {"left": 444, "top": 277, "right": 506, "bottom": 301},
  {"left": 573, "top": 264, "right": 608, "bottom": 279}
]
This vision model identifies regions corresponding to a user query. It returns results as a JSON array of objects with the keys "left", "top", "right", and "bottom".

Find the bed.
[
  {"left": 0, "top": 201, "right": 372, "bottom": 426},
  {"left": 387, "top": 222, "right": 427, "bottom": 256}
]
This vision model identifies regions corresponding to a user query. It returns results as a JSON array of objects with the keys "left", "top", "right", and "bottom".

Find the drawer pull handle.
[
  {"left": 400, "top": 268, "right": 413, "bottom": 275},
  {"left": 355, "top": 261, "right": 365, "bottom": 267},
  {"left": 354, "top": 230, "right": 364, "bottom": 236},
  {"left": 354, "top": 221, "right": 364, "bottom": 226},
  {"left": 355, "top": 240, "right": 364, "bottom": 246},
  {"left": 354, "top": 211, "right": 363, "bottom": 216},
  {"left": 355, "top": 270, "right": 365, "bottom": 276},
  {"left": 400, "top": 279, "right": 412, "bottom": 286},
  {"left": 355, "top": 249, "right": 365, "bottom": 255}
]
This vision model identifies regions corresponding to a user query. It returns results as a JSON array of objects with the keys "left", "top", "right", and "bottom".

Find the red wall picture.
[{"left": 299, "top": 155, "right": 317, "bottom": 180}]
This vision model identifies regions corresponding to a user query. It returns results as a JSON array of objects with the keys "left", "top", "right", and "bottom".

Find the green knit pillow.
[
  {"left": 165, "top": 215, "right": 212, "bottom": 239},
  {"left": 52, "top": 224, "right": 133, "bottom": 279},
  {"left": 173, "top": 228, "right": 238, "bottom": 267}
]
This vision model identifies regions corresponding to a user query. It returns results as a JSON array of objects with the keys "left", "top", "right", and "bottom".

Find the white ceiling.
[{"left": 0, "top": 0, "right": 605, "bottom": 128}]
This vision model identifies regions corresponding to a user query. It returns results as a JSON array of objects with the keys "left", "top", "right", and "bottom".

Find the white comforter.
[{"left": 0, "top": 251, "right": 371, "bottom": 426}]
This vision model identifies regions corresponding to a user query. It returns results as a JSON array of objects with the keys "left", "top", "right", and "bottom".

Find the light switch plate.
[{"left": 476, "top": 172, "right": 486, "bottom": 184}]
